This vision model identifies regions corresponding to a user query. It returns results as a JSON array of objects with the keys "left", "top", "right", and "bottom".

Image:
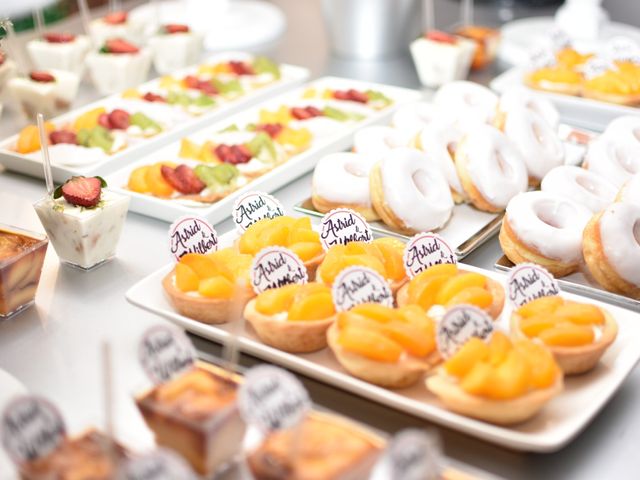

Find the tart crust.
[{"left": 311, "top": 193, "right": 380, "bottom": 222}]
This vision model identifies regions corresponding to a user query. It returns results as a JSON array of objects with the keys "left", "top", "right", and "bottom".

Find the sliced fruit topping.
[
  {"left": 102, "top": 38, "right": 139, "bottom": 54},
  {"left": 255, "top": 123, "right": 284, "bottom": 139},
  {"left": 193, "top": 164, "right": 239, "bottom": 191},
  {"left": 142, "top": 92, "right": 165, "bottom": 102},
  {"left": 425, "top": 30, "right": 457, "bottom": 44},
  {"left": 164, "top": 24, "right": 190, "bottom": 34},
  {"left": 212, "top": 78, "right": 243, "bottom": 96},
  {"left": 252, "top": 56, "right": 281, "bottom": 79},
  {"left": 43, "top": 32, "right": 76, "bottom": 43},
  {"left": 29, "top": 71, "right": 55, "bottom": 83},
  {"left": 73, "top": 107, "right": 106, "bottom": 131},
  {"left": 54, "top": 176, "right": 106, "bottom": 208},
  {"left": 517, "top": 296, "right": 564, "bottom": 318},
  {"left": 49, "top": 130, "right": 77, "bottom": 145},
  {"left": 0, "top": 52, "right": 6, "bottom": 66},
  {"left": 214, "top": 144, "right": 252, "bottom": 164},
  {"left": 333, "top": 88, "right": 368, "bottom": 103},
  {"left": 130, "top": 112, "right": 162, "bottom": 132},
  {"left": 103, "top": 11, "right": 128, "bottom": 24},
  {"left": 98, "top": 109, "right": 131, "bottom": 130},
  {"left": 76, "top": 126, "right": 114, "bottom": 153},
  {"left": 160, "top": 164, "right": 206, "bottom": 194},
  {"left": 183, "top": 75, "right": 218, "bottom": 96},
  {"left": 175, "top": 263, "right": 199, "bottom": 292},
  {"left": 338, "top": 327, "right": 404, "bottom": 363},
  {"left": 16, "top": 123, "right": 54, "bottom": 154},
  {"left": 228, "top": 60, "right": 254, "bottom": 76},
  {"left": 290, "top": 106, "right": 323, "bottom": 120}
]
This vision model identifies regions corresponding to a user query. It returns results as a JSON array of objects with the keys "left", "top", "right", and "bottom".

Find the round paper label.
[
  {"left": 550, "top": 28, "right": 571, "bottom": 51},
  {"left": 320, "top": 208, "right": 372, "bottom": 250},
  {"left": 238, "top": 365, "right": 311, "bottom": 432},
  {"left": 507, "top": 263, "right": 560, "bottom": 308},
  {"left": 233, "top": 191, "right": 285, "bottom": 233},
  {"left": 528, "top": 46, "right": 557, "bottom": 71},
  {"left": 383, "top": 429, "right": 441, "bottom": 480},
  {"left": 138, "top": 325, "right": 196, "bottom": 384},
  {"left": 117, "top": 448, "right": 196, "bottom": 480},
  {"left": 403, "top": 233, "right": 456, "bottom": 278},
  {"left": 582, "top": 57, "right": 618, "bottom": 80},
  {"left": 436, "top": 305, "right": 494, "bottom": 358},
  {"left": 250, "top": 246, "right": 308, "bottom": 294},
  {"left": 332, "top": 266, "right": 393, "bottom": 312},
  {"left": 168, "top": 216, "right": 218, "bottom": 261},
  {"left": 606, "top": 36, "right": 640, "bottom": 63},
  {"left": 1, "top": 395, "right": 66, "bottom": 465}
]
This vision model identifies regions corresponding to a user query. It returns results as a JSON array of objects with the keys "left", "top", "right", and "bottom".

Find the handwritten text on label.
[
  {"left": 508, "top": 263, "right": 560, "bottom": 308},
  {"left": 233, "top": 191, "right": 284, "bottom": 233},
  {"left": 332, "top": 266, "right": 393, "bottom": 312},
  {"left": 251, "top": 247, "right": 308, "bottom": 294},
  {"left": 403, "top": 233, "right": 456, "bottom": 278},
  {"left": 436, "top": 306, "right": 494, "bottom": 358},
  {"left": 139, "top": 325, "right": 195, "bottom": 384},
  {"left": 320, "top": 208, "right": 372, "bottom": 250},
  {"left": 169, "top": 216, "right": 218, "bottom": 261}
]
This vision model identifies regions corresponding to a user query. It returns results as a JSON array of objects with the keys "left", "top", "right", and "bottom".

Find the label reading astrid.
[
  {"left": 169, "top": 216, "right": 218, "bottom": 261},
  {"left": 436, "top": 305, "right": 494, "bottom": 359},
  {"left": 384, "top": 429, "right": 441, "bottom": 480},
  {"left": 403, "top": 233, "right": 456, "bottom": 278},
  {"left": 250, "top": 246, "right": 308, "bottom": 294},
  {"left": 139, "top": 325, "right": 196, "bottom": 384},
  {"left": 1, "top": 396, "right": 66, "bottom": 465},
  {"left": 238, "top": 365, "right": 311, "bottom": 432},
  {"left": 507, "top": 263, "right": 560, "bottom": 308},
  {"left": 320, "top": 208, "right": 372, "bottom": 250},
  {"left": 332, "top": 266, "right": 393, "bottom": 312},
  {"left": 233, "top": 191, "right": 285, "bottom": 233},
  {"left": 117, "top": 448, "right": 196, "bottom": 480}
]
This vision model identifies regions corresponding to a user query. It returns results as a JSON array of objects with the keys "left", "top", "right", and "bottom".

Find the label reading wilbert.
[
  {"left": 332, "top": 266, "right": 393, "bottom": 312},
  {"left": 508, "top": 263, "right": 560, "bottom": 308},
  {"left": 403, "top": 233, "right": 456, "bottom": 278},
  {"left": 117, "top": 448, "right": 196, "bottom": 480},
  {"left": 436, "top": 306, "right": 494, "bottom": 358},
  {"left": 383, "top": 429, "right": 441, "bottom": 480},
  {"left": 138, "top": 325, "right": 196, "bottom": 384},
  {"left": 251, "top": 246, "right": 308, "bottom": 294},
  {"left": 1, "top": 396, "right": 66, "bottom": 465},
  {"left": 238, "top": 365, "right": 311, "bottom": 432},
  {"left": 169, "top": 216, "right": 218, "bottom": 261},
  {"left": 233, "top": 191, "right": 284, "bottom": 233},
  {"left": 320, "top": 208, "right": 373, "bottom": 250}
]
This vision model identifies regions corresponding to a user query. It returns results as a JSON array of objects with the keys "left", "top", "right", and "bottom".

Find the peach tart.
[
  {"left": 162, "top": 248, "right": 254, "bottom": 324},
  {"left": 511, "top": 296, "right": 618, "bottom": 375},
  {"left": 327, "top": 303, "right": 439, "bottom": 388},
  {"left": 426, "top": 332, "right": 563, "bottom": 425},
  {"left": 244, "top": 283, "right": 337, "bottom": 353},
  {"left": 396, "top": 264, "right": 504, "bottom": 319},
  {"left": 525, "top": 64, "right": 583, "bottom": 96}
]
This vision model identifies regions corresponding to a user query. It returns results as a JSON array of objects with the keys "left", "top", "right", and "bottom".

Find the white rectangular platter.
[
  {"left": 126, "top": 232, "right": 640, "bottom": 453},
  {"left": 0, "top": 52, "right": 309, "bottom": 183},
  {"left": 107, "top": 77, "right": 422, "bottom": 225}
]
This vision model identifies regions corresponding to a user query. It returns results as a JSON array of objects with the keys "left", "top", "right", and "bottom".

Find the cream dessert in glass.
[
  {"left": 34, "top": 176, "right": 129, "bottom": 270},
  {"left": 148, "top": 24, "right": 203, "bottom": 74},
  {"left": 86, "top": 39, "right": 151, "bottom": 94},
  {"left": 27, "top": 32, "right": 91, "bottom": 75},
  {"left": 89, "top": 10, "right": 145, "bottom": 45},
  {"left": 7, "top": 69, "right": 80, "bottom": 119}
]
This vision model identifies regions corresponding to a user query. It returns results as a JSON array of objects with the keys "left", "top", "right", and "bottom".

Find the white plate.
[
  {"left": 125, "top": 231, "right": 640, "bottom": 453},
  {"left": 0, "top": 52, "right": 308, "bottom": 183},
  {"left": 106, "top": 77, "right": 422, "bottom": 224},
  {"left": 490, "top": 67, "right": 638, "bottom": 131}
]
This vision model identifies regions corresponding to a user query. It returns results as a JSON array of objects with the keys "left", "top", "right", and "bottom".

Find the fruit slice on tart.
[{"left": 301, "top": 86, "right": 393, "bottom": 109}]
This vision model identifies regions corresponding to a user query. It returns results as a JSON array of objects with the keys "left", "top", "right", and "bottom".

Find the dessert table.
[{"left": 1, "top": 0, "right": 640, "bottom": 479}]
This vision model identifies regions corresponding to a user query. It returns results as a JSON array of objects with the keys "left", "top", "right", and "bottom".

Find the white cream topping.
[
  {"left": 390, "top": 102, "right": 443, "bottom": 138},
  {"left": 26, "top": 36, "right": 91, "bottom": 75},
  {"left": 541, "top": 165, "right": 617, "bottom": 213},
  {"left": 312, "top": 152, "right": 375, "bottom": 206},
  {"left": 353, "top": 126, "right": 413, "bottom": 162},
  {"left": 86, "top": 49, "right": 152, "bottom": 95},
  {"left": 585, "top": 135, "right": 640, "bottom": 187},
  {"left": 25, "top": 143, "right": 107, "bottom": 167},
  {"left": 599, "top": 202, "right": 640, "bottom": 286},
  {"left": 498, "top": 86, "right": 560, "bottom": 129},
  {"left": 417, "top": 119, "right": 464, "bottom": 195},
  {"left": 433, "top": 81, "right": 498, "bottom": 126},
  {"left": 506, "top": 190, "right": 592, "bottom": 262},
  {"left": 618, "top": 173, "right": 640, "bottom": 206},
  {"left": 602, "top": 115, "right": 640, "bottom": 147}
]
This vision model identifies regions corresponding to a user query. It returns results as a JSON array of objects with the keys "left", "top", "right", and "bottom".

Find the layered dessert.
[
  {"left": 148, "top": 24, "right": 203, "bottom": 74},
  {"left": 455, "top": 25, "right": 500, "bottom": 70},
  {"left": 7, "top": 69, "right": 80, "bottom": 119},
  {"left": 135, "top": 364, "right": 246, "bottom": 476},
  {"left": 0, "top": 225, "right": 48, "bottom": 318},
  {"left": 34, "top": 176, "right": 129, "bottom": 270},
  {"left": 410, "top": 31, "right": 476, "bottom": 87},
  {"left": 26, "top": 33, "right": 91, "bottom": 75},
  {"left": 86, "top": 39, "right": 151, "bottom": 95},
  {"left": 89, "top": 10, "right": 145, "bottom": 45}
]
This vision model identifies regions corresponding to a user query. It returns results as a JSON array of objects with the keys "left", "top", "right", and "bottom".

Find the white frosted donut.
[
  {"left": 598, "top": 202, "right": 640, "bottom": 286},
  {"left": 377, "top": 148, "right": 454, "bottom": 231},
  {"left": 353, "top": 126, "right": 413, "bottom": 161},
  {"left": 433, "top": 81, "right": 498, "bottom": 126},
  {"left": 504, "top": 107, "right": 564, "bottom": 182},
  {"left": 312, "top": 152, "right": 375, "bottom": 207},
  {"left": 390, "top": 102, "right": 443, "bottom": 138},
  {"left": 602, "top": 115, "right": 640, "bottom": 147},
  {"left": 456, "top": 124, "right": 528, "bottom": 209},
  {"left": 584, "top": 135, "right": 640, "bottom": 187},
  {"left": 506, "top": 191, "right": 592, "bottom": 263},
  {"left": 541, "top": 166, "right": 617, "bottom": 213},
  {"left": 618, "top": 173, "right": 640, "bottom": 206},
  {"left": 498, "top": 86, "right": 560, "bottom": 129},
  {"left": 416, "top": 120, "right": 464, "bottom": 197}
]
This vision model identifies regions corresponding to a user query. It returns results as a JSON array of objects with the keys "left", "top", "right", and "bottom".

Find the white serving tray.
[
  {"left": 490, "top": 68, "right": 639, "bottom": 131},
  {"left": 126, "top": 231, "right": 640, "bottom": 453},
  {"left": 0, "top": 52, "right": 309, "bottom": 183},
  {"left": 107, "top": 77, "right": 422, "bottom": 225}
]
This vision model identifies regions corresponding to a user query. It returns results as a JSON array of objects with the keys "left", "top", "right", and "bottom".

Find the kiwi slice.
[
  {"left": 253, "top": 56, "right": 281, "bottom": 79},
  {"left": 194, "top": 164, "right": 239, "bottom": 190}
]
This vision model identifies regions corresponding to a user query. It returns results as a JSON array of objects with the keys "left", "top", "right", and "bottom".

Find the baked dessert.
[
  {"left": 541, "top": 165, "right": 617, "bottom": 213},
  {"left": 390, "top": 101, "right": 444, "bottom": 139},
  {"left": 582, "top": 202, "right": 640, "bottom": 299},
  {"left": 433, "top": 81, "right": 498, "bottom": 126},
  {"left": 162, "top": 247, "right": 255, "bottom": 324},
  {"left": 86, "top": 39, "right": 152, "bottom": 95},
  {"left": 27, "top": 33, "right": 91, "bottom": 76},
  {"left": 244, "top": 283, "right": 336, "bottom": 353},
  {"left": 455, "top": 25, "right": 500, "bottom": 70},
  {"left": 495, "top": 86, "right": 560, "bottom": 131},
  {"left": 617, "top": 173, "right": 640, "bottom": 206},
  {"left": 247, "top": 411, "right": 383, "bottom": 480},
  {"left": 7, "top": 69, "right": 80, "bottom": 119},
  {"left": 511, "top": 296, "right": 617, "bottom": 374},
  {"left": 148, "top": 24, "right": 203, "bottom": 74},
  {"left": 370, "top": 148, "right": 454, "bottom": 234},
  {"left": 136, "top": 363, "right": 245, "bottom": 476},
  {"left": 524, "top": 58, "right": 583, "bottom": 96},
  {"left": 410, "top": 31, "right": 476, "bottom": 88},
  {"left": 396, "top": 263, "right": 505, "bottom": 320},
  {"left": 584, "top": 135, "right": 640, "bottom": 188},
  {"left": 499, "top": 191, "right": 592, "bottom": 277},
  {"left": 582, "top": 60, "right": 640, "bottom": 105},
  {"left": 327, "top": 303, "right": 439, "bottom": 388},
  {"left": 352, "top": 125, "right": 412, "bottom": 162},
  {"left": 426, "top": 332, "right": 563, "bottom": 425}
]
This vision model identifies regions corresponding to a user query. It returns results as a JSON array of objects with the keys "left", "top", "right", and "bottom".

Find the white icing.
[
  {"left": 25, "top": 143, "right": 107, "bottom": 167},
  {"left": 504, "top": 107, "right": 565, "bottom": 181},
  {"left": 599, "top": 202, "right": 640, "bottom": 286},
  {"left": 498, "top": 86, "right": 560, "bottom": 129},
  {"left": 353, "top": 126, "right": 413, "bottom": 162},
  {"left": 148, "top": 32, "right": 203, "bottom": 74},
  {"left": 457, "top": 124, "right": 528, "bottom": 208},
  {"left": 506, "top": 190, "right": 592, "bottom": 262},
  {"left": 602, "top": 115, "right": 640, "bottom": 147},
  {"left": 584, "top": 135, "right": 640, "bottom": 187},
  {"left": 379, "top": 147, "right": 454, "bottom": 231},
  {"left": 433, "top": 81, "right": 498, "bottom": 126},
  {"left": 86, "top": 48, "right": 152, "bottom": 95},
  {"left": 416, "top": 119, "right": 464, "bottom": 195},
  {"left": 618, "top": 173, "right": 640, "bottom": 206},
  {"left": 390, "top": 102, "right": 443, "bottom": 138},
  {"left": 541, "top": 165, "right": 617, "bottom": 213},
  {"left": 88, "top": 18, "right": 146, "bottom": 45},
  {"left": 312, "top": 152, "right": 375, "bottom": 206}
]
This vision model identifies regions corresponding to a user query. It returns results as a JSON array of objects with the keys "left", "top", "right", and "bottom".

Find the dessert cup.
[
  {"left": 7, "top": 69, "right": 80, "bottom": 119},
  {"left": 27, "top": 35, "right": 92, "bottom": 75},
  {"left": 148, "top": 28, "right": 203, "bottom": 74},
  {"left": 86, "top": 48, "right": 152, "bottom": 95},
  {"left": 410, "top": 32, "right": 476, "bottom": 88}
]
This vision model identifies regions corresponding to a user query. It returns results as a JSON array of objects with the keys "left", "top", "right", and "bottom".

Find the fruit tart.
[
  {"left": 244, "top": 283, "right": 337, "bottom": 353},
  {"left": 247, "top": 411, "right": 383, "bottom": 480},
  {"left": 327, "top": 303, "right": 439, "bottom": 388},
  {"left": 426, "top": 332, "right": 563, "bottom": 425},
  {"left": 582, "top": 62, "right": 640, "bottom": 105},
  {"left": 396, "top": 264, "right": 505, "bottom": 319},
  {"left": 301, "top": 86, "right": 393, "bottom": 110},
  {"left": 316, "top": 238, "right": 407, "bottom": 293},
  {"left": 136, "top": 362, "right": 245, "bottom": 476},
  {"left": 196, "top": 56, "right": 282, "bottom": 86},
  {"left": 162, "top": 248, "right": 255, "bottom": 324},
  {"left": 511, "top": 296, "right": 618, "bottom": 374}
]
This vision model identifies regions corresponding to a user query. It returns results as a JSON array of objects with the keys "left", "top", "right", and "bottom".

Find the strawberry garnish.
[
  {"left": 255, "top": 123, "right": 283, "bottom": 138},
  {"left": 98, "top": 109, "right": 131, "bottom": 130},
  {"left": 104, "top": 11, "right": 128, "bottom": 25},
  {"left": 43, "top": 32, "right": 76, "bottom": 43},
  {"left": 30, "top": 71, "right": 55, "bottom": 83},
  {"left": 228, "top": 61, "right": 254, "bottom": 76},
  {"left": 50, "top": 130, "right": 77, "bottom": 145},
  {"left": 54, "top": 176, "right": 106, "bottom": 208},
  {"left": 183, "top": 75, "right": 218, "bottom": 95},
  {"left": 333, "top": 89, "right": 368, "bottom": 103},
  {"left": 291, "top": 106, "right": 323, "bottom": 120},
  {"left": 104, "top": 39, "right": 139, "bottom": 54},
  {"left": 425, "top": 30, "right": 457, "bottom": 44},
  {"left": 161, "top": 165, "right": 205, "bottom": 194},
  {"left": 214, "top": 144, "right": 252, "bottom": 164},
  {"left": 143, "top": 92, "right": 165, "bottom": 102},
  {"left": 165, "top": 24, "right": 190, "bottom": 34}
]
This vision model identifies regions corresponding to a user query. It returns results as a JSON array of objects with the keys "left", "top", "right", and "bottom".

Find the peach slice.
[
  {"left": 538, "top": 324, "right": 595, "bottom": 347},
  {"left": 444, "top": 337, "right": 490, "bottom": 378},
  {"left": 554, "top": 303, "right": 605, "bottom": 326},
  {"left": 255, "top": 284, "right": 299, "bottom": 315},
  {"left": 145, "top": 163, "right": 174, "bottom": 197},
  {"left": 288, "top": 292, "right": 335, "bottom": 321},
  {"left": 519, "top": 314, "right": 559, "bottom": 337},
  {"left": 179, "top": 254, "right": 225, "bottom": 280},
  {"left": 350, "top": 303, "right": 396, "bottom": 323},
  {"left": 382, "top": 321, "right": 435, "bottom": 357},
  {"left": 395, "top": 305, "right": 435, "bottom": 333},
  {"left": 337, "top": 327, "right": 403, "bottom": 363},
  {"left": 445, "top": 286, "right": 493, "bottom": 309},
  {"left": 128, "top": 166, "right": 151, "bottom": 193},
  {"left": 289, "top": 241, "right": 323, "bottom": 262},
  {"left": 337, "top": 311, "right": 385, "bottom": 331},
  {"left": 485, "top": 349, "right": 530, "bottom": 400},
  {"left": 175, "top": 263, "right": 199, "bottom": 292},
  {"left": 288, "top": 228, "right": 320, "bottom": 244},
  {"left": 416, "top": 263, "right": 458, "bottom": 280},
  {"left": 488, "top": 332, "right": 512, "bottom": 366},
  {"left": 409, "top": 275, "right": 451, "bottom": 311},
  {"left": 459, "top": 361, "right": 492, "bottom": 396},
  {"left": 198, "top": 276, "right": 234, "bottom": 299},
  {"left": 515, "top": 340, "right": 559, "bottom": 389},
  {"left": 372, "top": 239, "right": 405, "bottom": 281},
  {"left": 436, "top": 273, "right": 487, "bottom": 305},
  {"left": 516, "top": 296, "right": 563, "bottom": 318}
]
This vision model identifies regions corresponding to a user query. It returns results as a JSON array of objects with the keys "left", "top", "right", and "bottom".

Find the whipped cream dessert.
[
  {"left": 148, "top": 24, "right": 203, "bottom": 74},
  {"left": 410, "top": 31, "right": 476, "bottom": 88},
  {"left": 86, "top": 39, "right": 151, "bottom": 95},
  {"left": 8, "top": 69, "right": 80, "bottom": 119},
  {"left": 89, "top": 11, "right": 145, "bottom": 45},
  {"left": 27, "top": 33, "right": 91, "bottom": 75}
]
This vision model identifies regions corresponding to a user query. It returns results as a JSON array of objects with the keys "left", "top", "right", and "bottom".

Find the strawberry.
[
  {"left": 291, "top": 107, "right": 312, "bottom": 120},
  {"left": 30, "top": 71, "right": 55, "bottom": 83},
  {"left": 54, "top": 176, "right": 105, "bottom": 208},
  {"left": 161, "top": 165, "right": 205, "bottom": 194},
  {"left": 108, "top": 109, "right": 130, "bottom": 130},
  {"left": 256, "top": 123, "right": 283, "bottom": 138},
  {"left": 143, "top": 92, "right": 165, "bottom": 102},
  {"left": 104, "top": 11, "right": 128, "bottom": 25},
  {"left": 228, "top": 61, "right": 254, "bottom": 76},
  {"left": 198, "top": 80, "right": 218, "bottom": 96},
  {"left": 98, "top": 113, "right": 111, "bottom": 129},
  {"left": 165, "top": 24, "right": 190, "bottom": 34},
  {"left": 425, "top": 30, "right": 457, "bottom": 44},
  {"left": 50, "top": 130, "right": 77, "bottom": 145},
  {"left": 104, "top": 39, "right": 139, "bottom": 54},
  {"left": 43, "top": 32, "right": 76, "bottom": 43},
  {"left": 214, "top": 144, "right": 252, "bottom": 164},
  {"left": 333, "top": 89, "right": 368, "bottom": 103},
  {"left": 306, "top": 106, "right": 323, "bottom": 116},
  {"left": 183, "top": 75, "right": 200, "bottom": 89}
]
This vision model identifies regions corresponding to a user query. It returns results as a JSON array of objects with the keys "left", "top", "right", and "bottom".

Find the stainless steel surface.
[{"left": 2, "top": 1, "right": 640, "bottom": 479}]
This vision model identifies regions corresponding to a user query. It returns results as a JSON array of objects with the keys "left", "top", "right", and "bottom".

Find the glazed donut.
[
  {"left": 433, "top": 81, "right": 498, "bottom": 127},
  {"left": 415, "top": 119, "right": 466, "bottom": 202},
  {"left": 495, "top": 86, "right": 560, "bottom": 130},
  {"left": 503, "top": 107, "right": 564, "bottom": 185},
  {"left": 584, "top": 135, "right": 640, "bottom": 187},
  {"left": 541, "top": 166, "right": 617, "bottom": 213},
  {"left": 390, "top": 102, "right": 443, "bottom": 139},
  {"left": 311, "top": 152, "right": 379, "bottom": 221},
  {"left": 454, "top": 124, "right": 528, "bottom": 212},
  {"left": 583, "top": 202, "right": 640, "bottom": 299},
  {"left": 602, "top": 115, "right": 640, "bottom": 146},
  {"left": 617, "top": 173, "right": 640, "bottom": 206},
  {"left": 352, "top": 126, "right": 412, "bottom": 161},
  {"left": 370, "top": 147, "right": 454, "bottom": 234},
  {"left": 500, "top": 191, "right": 592, "bottom": 277}
]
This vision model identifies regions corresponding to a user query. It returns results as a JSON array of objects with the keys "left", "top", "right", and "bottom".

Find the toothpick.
[
  {"left": 425, "top": 0, "right": 434, "bottom": 33},
  {"left": 3, "top": 20, "right": 29, "bottom": 73},
  {"left": 36, "top": 113, "right": 54, "bottom": 196},
  {"left": 151, "top": 0, "right": 161, "bottom": 29},
  {"left": 222, "top": 280, "right": 246, "bottom": 374},
  {"left": 109, "top": 0, "right": 122, "bottom": 14},
  {"left": 77, "top": 0, "right": 92, "bottom": 36},
  {"left": 461, "top": 0, "right": 473, "bottom": 27},
  {"left": 33, "top": 9, "right": 45, "bottom": 38}
]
